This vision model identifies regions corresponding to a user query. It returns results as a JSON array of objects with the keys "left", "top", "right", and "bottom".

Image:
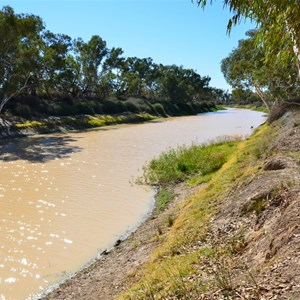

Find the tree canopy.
[
  {"left": 221, "top": 30, "right": 299, "bottom": 110},
  {"left": 0, "top": 6, "right": 227, "bottom": 117},
  {"left": 195, "top": 0, "right": 300, "bottom": 109},
  {"left": 196, "top": 0, "right": 300, "bottom": 77}
]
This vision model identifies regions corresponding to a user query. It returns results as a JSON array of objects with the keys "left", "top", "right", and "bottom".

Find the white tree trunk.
[
  {"left": 285, "top": 20, "right": 300, "bottom": 80},
  {"left": 293, "top": 43, "right": 300, "bottom": 79},
  {"left": 255, "top": 86, "right": 271, "bottom": 111},
  {"left": 0, "top": 94, "right": 9, "bottom": 114}
]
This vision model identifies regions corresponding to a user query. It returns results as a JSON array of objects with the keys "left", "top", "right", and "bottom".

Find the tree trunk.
[
  {"left": 254, "top": 86, "right": 271, "bottom": 111},
  {"left": 0, "top": 94, "right": 9, "bottom": 114},
  {"left": 285, "top": 20, "right": 300, "bottom": 80},
  {"left": 293, "top": 43, "right": 300, "bottom": 80}
]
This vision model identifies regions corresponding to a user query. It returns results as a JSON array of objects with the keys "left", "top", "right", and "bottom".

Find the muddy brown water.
[{"left": 0, "top": 108, "right": 266, "bottom": 299}]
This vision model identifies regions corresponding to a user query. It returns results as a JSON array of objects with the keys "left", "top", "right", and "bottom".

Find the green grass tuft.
[
  {"left": 141, "top": 140, "right": 238, "bottom": 187},
  {"left": 156, "top": 188, "right": 175, "bottom": 212}
]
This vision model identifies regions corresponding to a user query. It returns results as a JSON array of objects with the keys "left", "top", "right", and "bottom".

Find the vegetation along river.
[{"left": 0, "top": 108, "right": 266, "bottom": 299}]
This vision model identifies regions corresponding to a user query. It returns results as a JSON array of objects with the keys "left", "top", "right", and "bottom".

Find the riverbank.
[
  {"left": 43, "top": 105, "right": 300, "bottom": 299},
  {"left": 0, "top": 103, "right": 221, "bottom": 139},
  {"left": 0, "top": 113, "right": 157, "bottom": 138}
]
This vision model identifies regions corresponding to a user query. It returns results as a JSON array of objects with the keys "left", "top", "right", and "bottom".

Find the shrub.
[
  {"left": 61, "top": 95, "right": 74, "bottom": 105},
  {"left": 75, "top": 102, "right": 95, "bottom": 115},
  {"left": 176, "top": 103, "right": 195, "bottom": 115},
  {"left": 152, "top": 103, "right": 167, "bottom": 116},
  {"left": 59, "top": 103, "right": 78, "bottom": 116},
  {"left": 14, "top": 104, "right": 32, "bottom": 118},
  {"left": 102, "top": 100, "right": 123, "bottom": 114},
  {"left": 115, "top": 101, "right": 127, "bottom": 113},
  {"left": 141, "top": 141, "right": 237, "bottom": 187},
  {"left": 93, "top": 102, "right": 104, "bottom": 114},
  {"left": 124, "top": 100, "right": 140, "bottom": 113}
]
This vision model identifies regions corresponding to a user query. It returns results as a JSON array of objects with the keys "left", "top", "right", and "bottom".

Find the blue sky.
[{"left": 1, "top": 0, "right": 253, "bottom": 90}]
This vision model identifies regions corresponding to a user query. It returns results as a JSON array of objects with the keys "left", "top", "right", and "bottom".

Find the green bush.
[
  {"left": 124, "top": 100, "right": 140, "bottom": 113},
  {"left": 92, "top": 102, "right": 103, "bottom": 114},
  {"left": 14, "top": 104, "right": 32, "bottom": 118},
  {"left": 59, "top": 103, "right": 78, "bottom": 116},
  {"left": 102, "top": 100, "right": 124, "bottom": 114},
  {"left": 152, "top": 103, "right": 167, "bottom": 117},
  {"left": 75, "top": 102, "right": 95, "bottom": 115}
]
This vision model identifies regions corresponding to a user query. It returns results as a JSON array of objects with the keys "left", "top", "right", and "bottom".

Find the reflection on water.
[{"left": 0, "top": 109, "right": 266, "bottom": 299}]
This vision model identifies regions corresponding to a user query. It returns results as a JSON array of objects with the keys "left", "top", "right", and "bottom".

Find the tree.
[
  {"left": 211, "top": 88, "right": 230, "bottom": 104},
  {"left": 74, "top": 35, "right": 108, "bottom": 96},
  {"left": 195, "top": 0, "right": 300, "bottom": 80},
  {"left": 41, "top": 31, "right": 74, "bottom": 96},
  {"left": 158, "top": 65, "right": 211, "bottom": 103},
  {"left": 221, "top": 30, "right": 299, "bottom": 110},
  {"left": 0, "top": 6, "right": 43, "bottom": 114}
]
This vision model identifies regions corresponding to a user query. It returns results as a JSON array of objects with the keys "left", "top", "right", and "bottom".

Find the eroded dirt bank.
[{"left": 43, "top": 108, "right": 300, "bottom": 300}]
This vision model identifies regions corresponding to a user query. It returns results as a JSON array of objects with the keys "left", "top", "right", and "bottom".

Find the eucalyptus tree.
[
  {"left": 0, "top": 6, "right": 44, "bottom": 114},
  {"left": 221, "top": 30, "right": 271, "bottom": 110},
  {"left": 195, "top": 0, "right": 300, "bottom": 80},
  {"left": 158, "top": 65, "right": 211, "bottom": 103},
  {"left": 41, "top": 31, "right": 74, "bottom": 96},
  {"left": 211, "top": 88, "right": 230, "bottom": 104},
  {"left": 221, "top": 30, "right": 299, "bottom": 110},
  {"left": 120, "top": 57, "right": 156, "bottom": 98},
  {"left": 96, "top": 47, "right": 125, "bottom": 98},
  {"left": 74, "top": 35, "right": 108, "bottom": 96}
]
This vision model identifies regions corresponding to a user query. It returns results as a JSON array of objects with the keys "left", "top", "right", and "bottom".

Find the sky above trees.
[{"left": 1, "top": 0, "right": 252, "bottom": 90}]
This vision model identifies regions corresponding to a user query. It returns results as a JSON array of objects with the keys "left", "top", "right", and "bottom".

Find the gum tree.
[
  {"left": 0, "top": 6, "right": 43, "bottom": 114},
  {"left": 195, "top": 0, "right": 300, "bottom": 79},
  {"left": 221, "top": 30, "right": 299, "bottom": 110}
]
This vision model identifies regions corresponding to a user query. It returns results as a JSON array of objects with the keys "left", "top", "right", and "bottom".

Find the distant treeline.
[
  {"left": 0, "top": 6, "right": 228, "bottom": 119},
  {"left": 6, "top": 95, "right": 218, "bottom": 119}
]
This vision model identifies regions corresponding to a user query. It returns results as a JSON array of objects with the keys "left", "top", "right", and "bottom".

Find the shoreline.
[
  {"left": 41, "top": 183, "right": 202, "bottom": 300},
  {"left": 0, "top": 113, "right": 159, "bottom": 140},
  {"left": 0, "top": 104, "right": 222, "bottom": 140},
  {"left": 43, "top": 107, "right": 300, "bottom": 299}
]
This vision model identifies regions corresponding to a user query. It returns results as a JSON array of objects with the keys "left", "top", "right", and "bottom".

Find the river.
[{"left": 0, "top": 108, "right": 266, "bottom": 299}]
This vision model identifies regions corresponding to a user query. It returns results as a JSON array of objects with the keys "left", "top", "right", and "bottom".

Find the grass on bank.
[
  {"left": 118, "top": 122, "right": 277, "bottom": 299},
  {"left": 230, "top": 104, "right": 269, "bottom": 113},
  {"left": 12, "top": 113, "right": 157, "bottom": 133},
  {"left": 141, "top": 139, "right": 239, "bottom": 187},
  {"left": 139, "top": 138, "right": 240, "bottom": 212},
  {"left": 7, "top": 102, "right": 223, "bottom": 135}
]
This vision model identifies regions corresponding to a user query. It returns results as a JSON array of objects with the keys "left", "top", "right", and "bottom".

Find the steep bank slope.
[
  {"left": 118, "top": 108, "right": 300, "bottom": 299},
  {"left": 44, "top": 108, "right": 299, "bottom": 299}
]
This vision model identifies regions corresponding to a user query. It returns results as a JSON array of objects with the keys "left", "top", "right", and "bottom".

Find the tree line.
[
  {"left": 196, "top": 0, "right": 300, "bottom": 110},
  {"left": 0, "top": 6, "right": 226, "bottom": 119}
]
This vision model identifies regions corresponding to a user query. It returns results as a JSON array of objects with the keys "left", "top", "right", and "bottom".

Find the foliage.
[
  {"left": 0, "top": 6, "right": 227, "bottom": 119},
  {"left": 0, "top": 6, "right": 43, "bottom": 113},
  {"left": 141, "top": 141, "right": 238, "bottom": 187},
  {"left": 196, "top": 0, "right": 300, "bottom": 79},
  {"left": 221, "top": 30, "right": 299, "bottom": 110},
  {"left": 156, "top": 188, "right": 175, "bottom": 212},
  {"left": 12, "top": 113, "right": 157, "bottom": 132},
  {"left": 194, "top": 1, "right": 300, "bottom": 110}
]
